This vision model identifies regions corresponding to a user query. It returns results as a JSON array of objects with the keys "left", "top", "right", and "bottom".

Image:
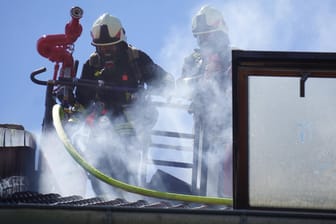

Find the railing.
[{"left": 144, "top": 100, "right": 202, "bottom": 194}]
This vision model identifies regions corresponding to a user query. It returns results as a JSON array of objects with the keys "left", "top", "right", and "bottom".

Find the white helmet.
[
  {"left": 192, "top": 5, "right": 228, "bottom": 36},
  {"left": 91, "top": 13, "right": 127, "bottom": 46}
]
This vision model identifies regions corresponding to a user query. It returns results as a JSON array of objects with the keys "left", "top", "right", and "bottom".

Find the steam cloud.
[{"left": 36, "top": 0, "right": 336, "bottom": 201}]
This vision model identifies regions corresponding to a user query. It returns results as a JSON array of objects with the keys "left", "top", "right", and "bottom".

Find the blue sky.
[{"left": 1, "top": 0, "right": 336, "bottom": 133}]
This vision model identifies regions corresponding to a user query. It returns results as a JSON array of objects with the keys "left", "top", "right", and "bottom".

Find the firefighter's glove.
[
  {"left": 66, "top": 103, "right": 86, "bottom": 123},
  {"left": 71, "top": 102, "right": 85, "bottom": 113}
]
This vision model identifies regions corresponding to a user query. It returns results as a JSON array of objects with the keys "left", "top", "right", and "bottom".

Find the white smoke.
[
  {"left": 38, "top": 130, "right": 89, "bottom": 197},
  {"left": 36, "top": 0, "right": 336, "bottom": 202},
  {"left": 211, "top": 0, "right": 336, "bottom": 208},
  {"left": 157, "top": 5, "right": 234, "bottom": 197},
  {"left": 37, "top": 106, "right": 157, "bottom": 201},
  {"left": 218, "top": 0, "right": 336, "bottom": 52},
  {"left": 156, "top": 0, "right": 336, "bottom": 199}
]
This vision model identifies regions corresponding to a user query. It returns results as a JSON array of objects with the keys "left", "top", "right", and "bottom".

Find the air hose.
[{"left": 52, "top": 104, "right": 233, "bottom": 205}]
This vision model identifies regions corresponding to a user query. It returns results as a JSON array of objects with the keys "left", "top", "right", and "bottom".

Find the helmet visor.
[
  {"left": 91, "top": 25, "right": 124, "bottom": 46},
  {"left": 193, "top": 14, "right": 215, "bottom": 35}
]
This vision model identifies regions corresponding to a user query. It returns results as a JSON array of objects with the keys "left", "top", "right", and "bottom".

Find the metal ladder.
[{"left": 142, "top": 100, "right": 208, "bottom": 195}]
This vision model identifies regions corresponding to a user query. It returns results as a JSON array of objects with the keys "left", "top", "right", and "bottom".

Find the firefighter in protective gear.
[
  {"left": 76, "top": 13, "right": 173, "bottom": 111},
  {"left": 75, "top": 13, "right": 174, "bottom": 198},
  {"left": 179, "top": 5, "right": 232, "bottom": 197}
]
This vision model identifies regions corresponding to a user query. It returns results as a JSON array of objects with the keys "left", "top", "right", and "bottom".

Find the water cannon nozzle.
[{"left": 71, "top": 6, "right": 83, "bottom": 19}]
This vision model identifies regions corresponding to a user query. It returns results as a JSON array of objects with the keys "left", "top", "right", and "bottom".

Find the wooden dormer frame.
[{"left": 232, "top": 50, "right": 336, "bottom": 212}]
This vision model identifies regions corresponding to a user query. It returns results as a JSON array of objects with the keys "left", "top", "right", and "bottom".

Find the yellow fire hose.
[{"left": 52, "top": 104, "right": 233, "bottom": 205}]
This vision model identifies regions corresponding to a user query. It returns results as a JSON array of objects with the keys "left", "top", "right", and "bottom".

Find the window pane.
[{"left": 248, "top": 76, "right": 336, "bottom": 209}]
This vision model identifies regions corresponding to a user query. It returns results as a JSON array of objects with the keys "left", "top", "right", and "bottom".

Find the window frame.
[{"left": 232, "top": 50, "right": 336, "bottom": 212}]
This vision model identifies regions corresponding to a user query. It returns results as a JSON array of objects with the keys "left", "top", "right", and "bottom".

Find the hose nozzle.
[{"left": 71, "top": 6, "right": 83, "bottom": 19}]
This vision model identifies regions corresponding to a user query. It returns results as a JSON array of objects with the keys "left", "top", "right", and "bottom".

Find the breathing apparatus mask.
[{"left": 95, "top": 44, "right": 124, "bottom": 69}]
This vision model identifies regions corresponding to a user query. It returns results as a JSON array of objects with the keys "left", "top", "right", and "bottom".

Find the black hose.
[
  {"left": 30, "top": 67, "right": 137, "bottom": 92},
  {"left": 30, "top": 67, "right": 47, "bottom": 85}
]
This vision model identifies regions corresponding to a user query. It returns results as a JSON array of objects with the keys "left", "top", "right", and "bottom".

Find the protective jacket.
[
  {"left": 75, "top": 43, "right": 173, "bottom": 114},
  {"left": 181, "top": 47, "right": 233, "bottom": 197},
  {"left": 181, "top": 48, "right": 231, "bottom": 117}
]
